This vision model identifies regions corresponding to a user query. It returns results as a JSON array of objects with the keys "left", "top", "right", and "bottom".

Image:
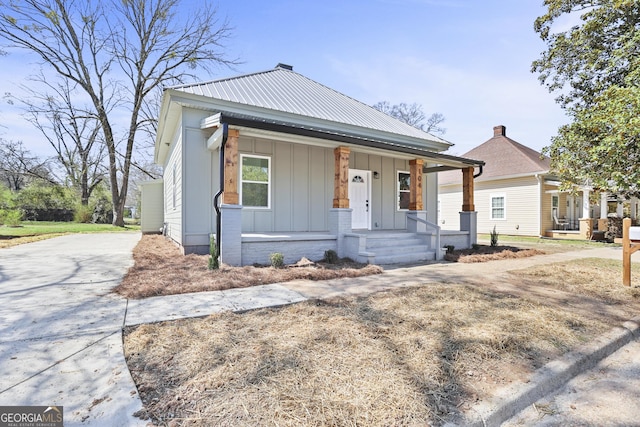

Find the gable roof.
[
  {"left": 170, "top": 64, "right": 451, "bottom": 145},
  {"left": 439, "top": 125, "right": 550, "bottom": 185}
]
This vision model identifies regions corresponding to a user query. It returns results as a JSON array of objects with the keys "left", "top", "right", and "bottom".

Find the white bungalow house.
[
  {"left": 152, "top": 64, "right": 484, "bottom": 266},
  {"left": 438, "top": 125, "right": 634, "bottom": 240}
]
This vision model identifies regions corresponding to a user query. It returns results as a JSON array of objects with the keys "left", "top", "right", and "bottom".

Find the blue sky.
[{"left": 0, "top": 0, "right": 572, "bottom": 159}]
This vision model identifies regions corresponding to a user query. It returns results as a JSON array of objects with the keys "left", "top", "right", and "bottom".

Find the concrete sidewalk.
[
  {"left": 0, "top": 233, "right": 145, "bottom": 426},
  {"left": 2, "top": 235, "right": 638, "bottom": 426}
]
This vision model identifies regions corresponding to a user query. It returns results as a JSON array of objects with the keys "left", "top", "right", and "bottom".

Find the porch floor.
[{"left": 545, "top": 229, "right": 580, "bottom": 239}]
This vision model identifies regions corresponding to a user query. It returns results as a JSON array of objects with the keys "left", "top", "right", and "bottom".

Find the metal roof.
[{"left": 170, "top": 64, "right": 451, "bottom": 146}]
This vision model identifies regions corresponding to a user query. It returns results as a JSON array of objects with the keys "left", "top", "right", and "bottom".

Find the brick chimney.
[{"left": 493, "top": 125, "right": 506, "bottom": 137}]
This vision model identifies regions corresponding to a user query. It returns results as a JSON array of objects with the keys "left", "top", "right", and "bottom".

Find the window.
[
  {"left": 491, "top": 194, "right": 506, "bottom": 220},
  {"left": 398, "top": 171, "right": 410, "bottom": 210},
  {"left": 552, "top": 195, "right": 559, "bottom": 220},
  {"left": 240, "top": 154, "right": 270, "bottom": 208}
]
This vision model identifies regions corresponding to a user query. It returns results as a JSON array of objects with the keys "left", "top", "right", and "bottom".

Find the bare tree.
[
  {"left": 0, "top": 0, "right": 236, "bottom": 226},
  {"left": 13, "top": 77, "right": 106, "bottom": 205},
  {"left": 373, "top": 101, "right": 446, "bottom": 135},
  {"left": 0, "top": 139, "right": 54, "bottom": 190}
]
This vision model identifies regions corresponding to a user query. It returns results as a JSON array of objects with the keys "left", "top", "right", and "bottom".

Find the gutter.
[{"left": 212, "top": 122, "right": 228, "bottom": 261}]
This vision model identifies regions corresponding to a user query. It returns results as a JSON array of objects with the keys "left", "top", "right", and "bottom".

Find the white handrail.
[{"left": 406, "top": 214, "right": 441, "bottom": 256}]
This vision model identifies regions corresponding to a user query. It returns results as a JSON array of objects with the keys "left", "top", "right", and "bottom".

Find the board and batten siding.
[
  {"left": 163, "top": 127, "right": 183, "bottom": 245},
  {"left": 238, "top": 137, "right": 418, "bottom": 233},
  {"left": 183, "top": 127, "right": 217, "bottom": 249},
  {"left": 239, "top": 136, "right": 333, "bottom": 233},
  {"left": 351, "top": 152, "right": 411, "bottom": 230}
]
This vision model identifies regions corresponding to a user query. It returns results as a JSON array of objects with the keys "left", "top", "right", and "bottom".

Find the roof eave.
[{"left": 203, "top": 111, "right": 483, "bottom": 170}]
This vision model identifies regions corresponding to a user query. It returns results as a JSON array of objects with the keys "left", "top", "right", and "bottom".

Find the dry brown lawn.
[
  {"left": 124, "top": 243, "right": 640, "bottom": 426},
  {"left": 445, "top": 245, "right": 545, "bottom": 263},
  {"left": 115, "top": 235, "right": 383, "bottom": 299}
]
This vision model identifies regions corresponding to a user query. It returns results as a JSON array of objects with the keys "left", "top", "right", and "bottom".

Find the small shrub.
[
  {"left": 270, "top": 252, "right": 284, "bottom": 268},
  {"left": 2, "top": 209, "right": 22, "bottom": 227},
  {"left": 324, "top": 249, "right": 339, "bottom": 264},
  {"left": 445, "top": 245, "right": 455, "bottom": 254},
  {"left": 74, "top": 204, "right": 93, "bottom": 223},
  {"left": 208, "top": 235, "right": 219, "bottom": 270},
  {"left": 490, "top": 225, "right": 499, "bottom": 247}
]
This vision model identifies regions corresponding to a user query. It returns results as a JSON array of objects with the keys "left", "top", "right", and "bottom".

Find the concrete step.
[
  {"left": 373, "top": 250, "right": 436, "bottom": 265},
  {"left": 358, "top": 233, "right": 435, "bottom": 265},
  {"left": 366, "top": 237, "right": 425, "bottom": 249}
]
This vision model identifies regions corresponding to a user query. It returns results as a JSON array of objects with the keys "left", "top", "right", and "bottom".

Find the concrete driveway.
[{"left": 0, "top": 233, "right": 145, "bottom": 426}]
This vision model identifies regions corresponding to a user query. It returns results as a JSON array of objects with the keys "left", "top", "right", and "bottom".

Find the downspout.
[
  {"left": 213, "top": 123, "right": 229, "bottom": 260},
  {"left": 473, "top": 165, "right": 483, "bottom": 179}
]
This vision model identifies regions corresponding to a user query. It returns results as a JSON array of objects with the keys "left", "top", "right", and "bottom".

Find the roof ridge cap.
[{"left": 167, "top": 67, "right": 291, "bottom": 91}]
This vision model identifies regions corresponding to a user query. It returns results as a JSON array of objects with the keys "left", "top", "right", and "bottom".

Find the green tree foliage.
[
  {"left": 14, "top": 182, "right": 76, "bottom": 210},
  {"left": 533, "top": 1, "right": 640, "bottom": 197}
]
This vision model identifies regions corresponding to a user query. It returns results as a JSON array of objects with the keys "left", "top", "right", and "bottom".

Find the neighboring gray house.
[{"left": 153, "top": 64, "right": 484, "bottom": 266}]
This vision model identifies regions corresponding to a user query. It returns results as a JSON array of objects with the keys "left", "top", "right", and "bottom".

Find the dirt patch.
[
  {"left": 124, "top": 281, "right": 618, "bottom": 427},
  {"left": 444, "top": 245, "right": 545, "bottom": 263},
  {"left": 114, "top": 235, "right": 383, "bottom": 299}
]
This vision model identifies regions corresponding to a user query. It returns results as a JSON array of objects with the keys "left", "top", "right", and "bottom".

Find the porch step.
[{"left": 358, "top": 233, "right": 436, "bottom": 265}]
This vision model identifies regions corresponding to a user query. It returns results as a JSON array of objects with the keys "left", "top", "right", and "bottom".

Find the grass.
[
  {"left": 477, "top": 233, "right": 617, "bottom": 252},
  {"left": 123, "top": 236, "right": 640, "bottom": 426},
  {"left": 0, "top": 221, "right": 140, "bottom": 248}
]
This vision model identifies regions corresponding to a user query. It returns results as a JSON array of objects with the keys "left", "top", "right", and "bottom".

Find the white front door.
[{"left": 349, "top": 169, "right": 371, "bottom": 230}]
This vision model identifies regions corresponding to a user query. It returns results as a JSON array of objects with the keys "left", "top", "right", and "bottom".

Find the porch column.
[
  {"left": 220, "top": 128, "right": 241, "bottom": 265},
  {"left": 631, "top": 198, "right": 638, "bottom": 221},
  {"left": 617, "top": 201, "right": 624, "bottom": 218},
  {"left": 409, "top": 159, "right": 423, "bottom": 211},
  {"left": 601, "top": 192, "right": 608, "bottom": 219},
  {"left": 579, "top": 188, "right": 593, "bottom": 240},
  {"left": 462, "top": 167, "right": 475, "bottom": 212},
  {"left": 223, "top": 129, "right": 240, "bottom": 204},
  {"left": 581, "top": 188, "right": 591, "bottom": 219},
  {"left": 460, "top": 167, "right": 477, "bottom": 246},
  {"left": 333, "top": 146, "right": 350, "bottom": 208},
  {"left": 599, "top": 192, "right": 609, "bottom": 234}
]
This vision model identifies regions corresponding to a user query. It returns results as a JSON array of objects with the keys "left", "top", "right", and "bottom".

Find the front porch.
[
  {"left": 239, "top": 228, "right": 474, "bottom": 266},
  {"left": 544, "top": 187, "right": 640, "bottom": 241}
]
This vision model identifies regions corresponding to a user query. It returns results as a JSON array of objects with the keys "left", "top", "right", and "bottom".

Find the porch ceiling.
[{"left": 201, "top": 111, "right": 485, "bottom": 171}]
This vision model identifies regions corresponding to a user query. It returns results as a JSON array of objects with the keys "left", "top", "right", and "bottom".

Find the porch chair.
[{"left": 553, "top": 211, "right": 569, "bottom": 230}]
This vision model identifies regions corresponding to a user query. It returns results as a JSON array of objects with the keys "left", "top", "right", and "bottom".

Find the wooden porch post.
[
  {"left": 223, "top": 129, "right": 240, "bottom": 204},
  {"left": 333, "top": 146, "right": 350, "bottom": 208},
  {"left": 409, "top": 159, "right": 423, "bottom": 211},
  {"left": 462, "top": 167, "right": 475, "bottom": 211},
  {"left": 622, "top": 218, "right": 640, "bottom": 286}
]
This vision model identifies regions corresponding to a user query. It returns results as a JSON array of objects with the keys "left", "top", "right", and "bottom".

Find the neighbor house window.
[
  {"left": 398, "top": 171, "right": 410, "bottom": 210},
  {"left": 240, "top": 154, "right": 270, "bottom": 208},
  {"left": 491, "top": 194, "right": 506, "bottom": 220}
]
